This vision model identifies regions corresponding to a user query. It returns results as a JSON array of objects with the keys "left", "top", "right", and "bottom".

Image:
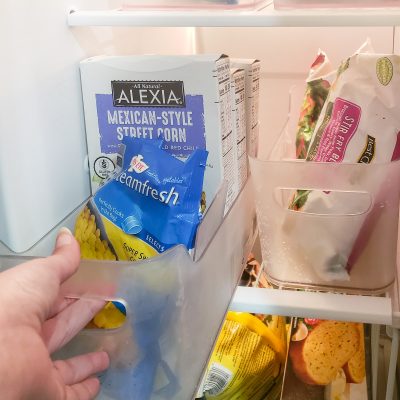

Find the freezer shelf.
[
  {"left": 229, "top": 222, "right": 400, "bottom": 326},
  {"left": 68, "top": 4, "right": 400, "bottom": 27},
  {"left": 230, "top": 261, "right": 400, "bottom": 327},
  {"left": 230, "top": 286, "right": 393, "bottom": 325}
]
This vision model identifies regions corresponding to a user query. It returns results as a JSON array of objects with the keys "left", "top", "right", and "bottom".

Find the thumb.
[
  {"left": 0, "top": 227, "right": 80, "bottom": 284},
  {"left": 0, "top": 228, "right": 81, "bottom": 326},
  {"left": 48, "top": 227, "right": 81, "bottom": 284}
]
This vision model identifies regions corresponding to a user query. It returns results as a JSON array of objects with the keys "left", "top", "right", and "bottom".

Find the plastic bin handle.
[{"left": 274, "top": 187, "right": 373, "bottom": 217}]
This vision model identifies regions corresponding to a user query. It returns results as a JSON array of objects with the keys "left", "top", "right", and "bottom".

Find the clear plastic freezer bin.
[
  {"left": 0, "top": 179, "right": 256, "bottom": 400},
  {"left": 122, "top": 0, "right": 271, "bottom": 10},
  {"left": 249, "top": 149, "right": 400, "bottom": 294}
]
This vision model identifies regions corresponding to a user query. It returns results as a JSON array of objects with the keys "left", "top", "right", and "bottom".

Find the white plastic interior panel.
[
  {"left": 0, "top": 1, "right": 196, "bottom": 254},
  {"left": 395, "top": 25, "right": 400, "bottom": 53},
  {"left": 0, "top": 202, "right": 84, "bottom": 258},
  {"left": 390, "top": 208, "right": 400, "bottom": 328},
  {"left": 195, "top": 27, "right": 394, "bottom": 157}
]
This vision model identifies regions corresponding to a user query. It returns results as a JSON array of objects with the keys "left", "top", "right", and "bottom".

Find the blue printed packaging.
[
  {"left": 90, "top": 138, "right": 208, "bottom": 260},
  {"left": 80, "top": 54, "right": 237, "bottom": 214}
]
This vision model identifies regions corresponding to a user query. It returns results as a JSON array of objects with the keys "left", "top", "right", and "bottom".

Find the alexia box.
[
  {"left": 281, "top": 318, "right": 368, "bottom": 400},
  {"left": 230, "top": 58, "right": 261, "bottom": 157},
  {"left": 79, "top": 54, "right": 236, "bottom": 213}
]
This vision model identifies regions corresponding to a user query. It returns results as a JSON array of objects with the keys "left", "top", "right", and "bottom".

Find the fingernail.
[{"left": 55, "top": 227, "right": 73, "bottom": 249}]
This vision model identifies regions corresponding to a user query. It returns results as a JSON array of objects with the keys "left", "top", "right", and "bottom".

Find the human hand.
[{"left": 0, "top": 228, "right": 110, "bottom": 400}]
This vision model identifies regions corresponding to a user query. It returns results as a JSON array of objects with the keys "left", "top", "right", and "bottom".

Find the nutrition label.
[
  {"left": 218, "top": 59, "right": 236, "bottom": 212},
  {"left": 251, "top": 64, "right": 261, "bottom": 130},
  {"left": 233, "top": 71, "right": 248, "bottom": 191}
]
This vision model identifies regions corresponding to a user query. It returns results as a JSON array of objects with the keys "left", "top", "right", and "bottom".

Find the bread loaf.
[
  {"left": 289, "top": 320, "right": 360, "bottom": 385},
  {"left": 343, "top": 323, "right": 365, "bottom": 384}
]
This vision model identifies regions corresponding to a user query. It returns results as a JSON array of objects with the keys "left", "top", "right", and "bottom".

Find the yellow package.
[
  {"left": 198, "top": 311, "right": 287, "bottom": 400},
  {"left": 75, "top": 205, "right": 117, "bottom": 261},
  {"left": 75, "top": 205, "right": 126, "bottom": 328}
]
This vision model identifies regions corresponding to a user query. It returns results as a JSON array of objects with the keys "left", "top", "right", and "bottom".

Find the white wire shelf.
[
  {"left": 67, "top": 5, "right": 400, "bottom": 27},
  {"left": 230, "top": 275, "right": 400, "bottom": 327},
  {"left": 230, "top": 286, "right": 393, "bottom": 325}
]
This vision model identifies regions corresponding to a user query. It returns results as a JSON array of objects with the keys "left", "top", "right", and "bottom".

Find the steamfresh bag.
[
  {"left": 287, "top": 52, "right": 400, "bottom": 281},
  {"left": 75, "top": 138, "right": 208, "bottom": 262}
]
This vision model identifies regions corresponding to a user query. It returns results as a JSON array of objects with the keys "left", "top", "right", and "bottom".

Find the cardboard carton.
[{"left": 80, "top": 54, "right": 236, "bottom": 213}]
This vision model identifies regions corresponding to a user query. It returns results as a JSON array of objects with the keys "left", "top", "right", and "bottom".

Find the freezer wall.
[
  {"left": 0, "top": 1, "right": 196, "bottom": 253},
  {"left": 195, "top": 26, "right": 394, "bottom": 158}
]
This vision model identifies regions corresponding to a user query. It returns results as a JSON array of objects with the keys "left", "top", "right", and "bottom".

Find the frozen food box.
[
  {"left": 230, "top": 58, "right": 261, "bottom": 157},
  {"left": 80, "top": 54, "right": 236, "bottom": 214},
  {"left": 282, "top": 318, "right": 368, "bottom": 400},
  {"left": 230, "top": 68, "right": 248, "bottom": 195}
]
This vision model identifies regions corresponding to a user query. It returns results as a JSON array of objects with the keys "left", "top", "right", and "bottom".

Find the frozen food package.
[
  {"left": 196, "top": 311, "right": 286, "bottom": 400},
  {"left": 287, "top": 48, "right": 400, "bottom": 281},
  {"left": 240, "top": 252, "right": 269, "bottom": 288},
  {"left": 294, "top": 39, "right": 374, "bottom": 163},
  {"left": 295, "top": 50, "right": 335, "bottom": 160},
  {"left": 282, "top": 318, "right": 367, "bottom": 400},
  {"left": 80, "top": 54, "right": 236, "bottom": 214},
  {"left": 75, "top": 138, "right": 207, "bottom": 262},
  {"left": 306, "top": 53, "right": 400, "bottom": 165}
]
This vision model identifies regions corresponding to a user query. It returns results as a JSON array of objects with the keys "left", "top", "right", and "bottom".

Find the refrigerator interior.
[
  {"left": 0, "top": 19, "right": 395, "bottom": 256},
  {"left": 1, "top": 2, "right": 400, "bottom": 398},
  {"left": 0, "top": 1, "right": 198, "bottom": 255},
  {"left": 378, "top": 327, "right": 399, "bottom": 400}
]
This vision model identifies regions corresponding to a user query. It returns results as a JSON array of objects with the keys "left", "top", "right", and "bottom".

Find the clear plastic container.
[
  {"left": 249, "top": 122, "right": 400, "bottom": 294},
  {"left": 122, "top": 0, "right": 271, "bottom": 11},
  {"left": 274, "top": 0, "right": 400, "bottom": 9},
  {"left": 0, "top": 179, "right": 257, "bottom": 400}
]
